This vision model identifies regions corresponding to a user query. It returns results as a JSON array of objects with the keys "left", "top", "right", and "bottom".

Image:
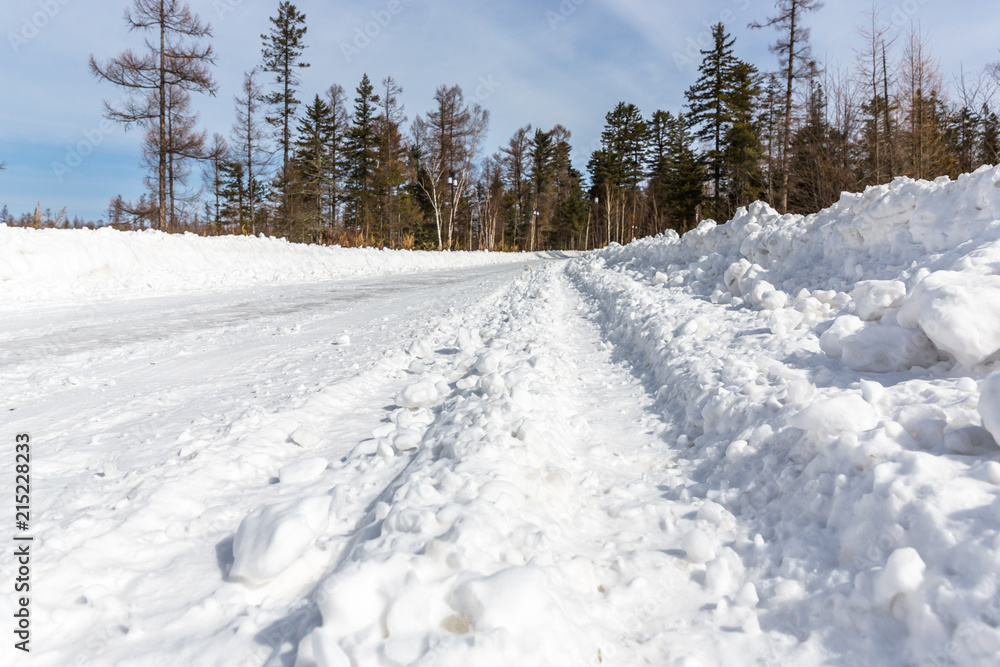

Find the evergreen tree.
[
  {"left": 375, "top": 77, "right": 410, "bottom": 246},
  {"left": 261, "top": 1, "right": 309, "bottom": 234},
  {"left": 685, "top": 23, "right": 736, "bottom": 214},
  {"left": 345, "top": 74, "right": 380, "bottom": 240},
  {"left": 723, "top": 61, "right": 766, "bottom": 215},
  {"left": 661, "top": 113, "right": 705, "bottom": 233},
  {"left": 646, "top": 110, "right": 674, "bottom": 230},
  {"left": 788, "top": 80, "right": 846, "bottom": 213},
  {"left": 203, "top": 134, "right": 229, "bottom": 228},
  {"left": 589, "top": 103, "right": 648, "bottom": 245},
  {"left": 948, "top": 105, "right": 980, "bottom": 175},
  {"left": 219, "top": 159, "right": 249, "bottom": 232},
  {"left": 293, "top": 95, "right": 334, "bottom": 240},
  {"left": 981, "top": 104, "right": 1000, "bottom": 166},
  {"left": 528, "top": 128, "right": 555, "bottom": 251}
]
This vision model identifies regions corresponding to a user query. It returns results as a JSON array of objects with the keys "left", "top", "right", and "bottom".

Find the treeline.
[{"left": 65, "top": 1, "right": 1000, "bottom": 248}]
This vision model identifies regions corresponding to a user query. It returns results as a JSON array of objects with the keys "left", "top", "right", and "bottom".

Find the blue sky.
[{"left": 1, "top": 0, "right": 998, "bottom": 222}]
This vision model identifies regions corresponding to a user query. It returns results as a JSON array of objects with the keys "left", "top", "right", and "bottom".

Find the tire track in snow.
[
  {"left": 281, "top": 264, "right": 773, "bottom": 666},
  {"left": 4, "top": 263, "right": 543, "bottom": 667}
]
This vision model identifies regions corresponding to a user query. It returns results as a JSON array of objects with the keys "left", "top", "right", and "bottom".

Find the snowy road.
[
  {"left": 4, "top": 259, "right": 737, "bottom": 666},
  {"left": 7, "top": 167, "right": 1000, "bottom": 667}
]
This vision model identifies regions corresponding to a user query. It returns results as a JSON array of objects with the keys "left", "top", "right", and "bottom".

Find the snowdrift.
[
  {"left": 0, "top": 226, "right": 540, "bottom": 306},
  {"left": 568, "top": 165, "right": 1000, "bottom": 665}
]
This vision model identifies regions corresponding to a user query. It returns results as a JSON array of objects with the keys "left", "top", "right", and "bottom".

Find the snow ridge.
[{"left": 567, "top": 166, "right": 1000, "bottom": 665}]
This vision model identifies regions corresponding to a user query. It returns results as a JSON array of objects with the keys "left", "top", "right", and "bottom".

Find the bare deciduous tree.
[
  {"left": 750, "top": 0, "right": 824, "bottom": 213},
  {"left": 90, "top": 0, "right": 217, "bottom": 230},
  {"left": 412, "top": 85, "right": 489, "bottom": 250}
]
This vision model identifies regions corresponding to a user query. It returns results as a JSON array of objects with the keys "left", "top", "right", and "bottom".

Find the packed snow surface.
[{"left": 4, "top": 166, "right": 1000, "bottom": 666}]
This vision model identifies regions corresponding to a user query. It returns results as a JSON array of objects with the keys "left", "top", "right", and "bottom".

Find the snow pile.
[
  {"left": 0, "top": 225, "right": 540, "bottom": 305},
  {"left": 229, "top": 496, "right": 332, "bottom": 587},
  {"left": 567, "top": 165, "right": 1000, "bottom": 665}
]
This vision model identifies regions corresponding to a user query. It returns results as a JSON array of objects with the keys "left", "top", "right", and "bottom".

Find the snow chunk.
[
  {"left": 290, "top": 426, "right": 323, "bottom": 449},
  {"left": 898, "top": 271, "right": 1000, "bottom": 368},
  {"left": 840, "top": 324, "right": 940, "bottom": 373},
  {"left": 334, "top": 333, "right": 351, "bottom": 346},
  {"left": 979, "top": 372, "right": 1000, "bottom": 445},
  {"left": 697, "top": 501, "right": 734, "bottom": 527},
  {"left": 819, "top": 315, "right": 865, "bottom": 359},
  {"left": 681, "top": 529, "right": 716, "bottom": 564},
  {"left": 724, "top": 259, "right": 752, "bottom": 296},
  {"left": 294, "top": 624, "right": 351, "bottom": 667},
  {"left": 279, "top": 457, "right": 329, "bottom": 484},
  {"left": 407, "top": 339, "right": 434, "bottom": 359},
  {"left": 791, "top": 394, "right": 877, "bottom": 440},
  {"left": 230, "top": 496, "right": 332, "bottom": 586},
  {"left": 874, "top": 547, "right": 926, "bottom": 608},
  {"left": 394, "top": 378, "right": 442, "bottom": 409},
  {"left": 769, "top": 309, "right": 805, "bottom": 336},
  {"left": 851, "top": 280, "right": 906, "bottom": 321},
  {"left": 705, "top": 548, "right": 745, "bottom": 596},
  {"left": 474, "top": 349, "right": 508, "bottom": 375}
]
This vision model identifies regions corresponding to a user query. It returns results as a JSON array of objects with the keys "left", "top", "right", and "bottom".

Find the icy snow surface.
[{"left": 5, "top": 167, "right": 1000, "bottom": 666}]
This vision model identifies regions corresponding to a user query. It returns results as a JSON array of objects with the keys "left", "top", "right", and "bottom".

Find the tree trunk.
[
  {"left": 158, "top": 0, "right": 167, "bottom": 231},
  {"left": 781, "top": 2, "right": 797, "bottom": 214}
]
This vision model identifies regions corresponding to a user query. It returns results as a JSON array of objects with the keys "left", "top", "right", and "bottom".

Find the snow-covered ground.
[
  {"left": 0, "top": 226, "right": 542, "bottom": 306},
  {"left": 4, "top": 167, "right": 1000, "bottom": 666}
]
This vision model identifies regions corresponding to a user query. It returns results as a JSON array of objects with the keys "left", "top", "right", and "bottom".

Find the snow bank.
[
  {"left": 0, "top": 225, "right": 541, "bottom": 306},
  {"left": 567, "top": 165, "right": 1000, "bottom": 665},
  {"left": 594, "top": 165, "right": 1000, "bottom": 371}
]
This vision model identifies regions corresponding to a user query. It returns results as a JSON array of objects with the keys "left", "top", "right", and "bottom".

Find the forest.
[{"left": 7, "top": 0, "right": 1000, "bottom": 252}]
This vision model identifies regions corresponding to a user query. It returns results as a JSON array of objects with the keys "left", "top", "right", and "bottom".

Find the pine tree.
[
  {"left": 588, "top": 103, "right": 647, "bottom": 244},
  {"left": 787, "top": 80, "right": 850, "bottom": 213},
  {"left": 528, "top": 129, "right": 555, "bottom": 251},
  {"left": 723, "top": 61, "right": 766, "bottom": 215},
  {"left": 949, "top": 105, "right": 980, "bottom": 175},
  {"left": 261, "top": 1, "right": 309, "bottom": 235},
  {"left": 661, "top": 113, "right": 705, "bottom": 233},
  {"left": 981, "top": 104, "right": 1000, "bottom": 166},
  {"left": 345, "top": 74, "right": 380, "bottom": 241},
  {"left": 293, "top": 95, "right": 334, "bottom": 240},
  {"left": 219, "top": 159, "right": 249, "bottom": 232},
  {"left": 375, "top": 77, "right": 410, "bottom": 246},
  {"left": 685, "top": 23, "right": 736, "bottom": 215}
]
